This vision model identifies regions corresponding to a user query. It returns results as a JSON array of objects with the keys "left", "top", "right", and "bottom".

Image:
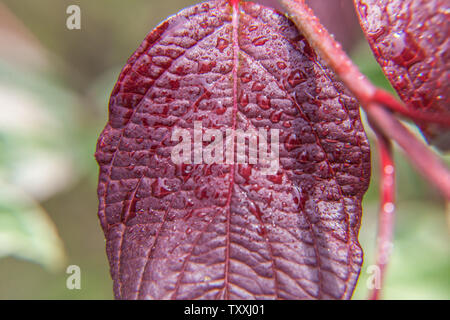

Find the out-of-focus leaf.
[
  {"left": 0, "top": 181, "right": 66, "bottom": 271},
  {"left": 0, "top": 60, "right": 83, "bottom": 200},
  {"left": 354, "top": 0, "right": 450, "bottom": 151}
]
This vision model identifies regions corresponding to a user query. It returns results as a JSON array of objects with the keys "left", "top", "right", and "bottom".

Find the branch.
[
  {"left": 366, "top": 104, "right": 450, "bottom": 199},
  {"left": 279, "top": 0, "right": 450, "bottom": 200},
  {"left": 369, "top": 130, "right": 395, "bottom": 300},
  {"left": 374, "top": 89, "right": 450, "bottom": 126}
]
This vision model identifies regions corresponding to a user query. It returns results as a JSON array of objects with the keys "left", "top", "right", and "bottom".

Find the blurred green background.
[{"left": 0, "top": 0, "right": 448, "bottom": 299}]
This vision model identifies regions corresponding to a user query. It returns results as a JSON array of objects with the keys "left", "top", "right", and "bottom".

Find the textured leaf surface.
[
  {"left": 95, "top": 0, "right": 370, "bottom": 300},
  {"left": 355, "top": 0, "right": 450, "bottom": 151}
]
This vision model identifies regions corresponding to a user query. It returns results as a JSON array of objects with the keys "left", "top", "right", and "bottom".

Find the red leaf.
[
  {"left": 95, "top": 0, "right": 371, "bottom": 300},
  {"left": 354, "top": 0, "right": 450, "bottom": 151}
]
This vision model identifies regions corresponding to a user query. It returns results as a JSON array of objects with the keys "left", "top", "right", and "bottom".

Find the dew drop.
[
  {"left": 297, "top": 150, "right": 308, "bottom": 163},
  {"left": 267, "top": 173, "right": 283, "bottom": 184},
  {"left": 238, "top": 165, "right": 252, "bottom": 182},
  {"left": 288, "top": 70, "right": 307, "bottom": 87},
  {"left": 182, "top": 164, "right": 193, "bottom": 175},
  {"left": 216, "top": 37, "right": 229, "bottom": 53},
  {"left": 248, "top": 202, "right": 262, "bottom": 220},
  {"left": 239, "top": 92, "right": 249, "bottom": 107},
  {"left": 284, "top": 133, "right": 300, "bottom": 152},
  {"left": 256, "top": 94, "right": 270, "bottom": 110},
  {"left": 396, "top": 74, "right": 409, "bottom": 90},
  {"left": 215, "top": 105, "right": 226, "bottom": 115},
  {"left": 251, "top": 81, "right": 265, "bottom": 91},
  {"left": 383, "top": 202, "right": 395, "bottom": 214},
  {"left": 270, "top": 110, "right": 282, "bottom": 123},
  {"left": 369, "top": 25, "right": 386, "bottom": 42},
  {"left": 276, "top": 61, "right": 287, "bottom": 70},
  {"left": 198, "top": 60, "right": 216, "bottom": 74},
  {"left": 256, "top": 226, "right": 266, "bottom": 236},
  {"left": 282, "top": 121, "right": 292, "bottom": 128},
  {"left": 151, "top": 178, "right": 172, "bottom": 198},
  {"left": 417, "top": 71, "right": 429, "bottom": 82},
  {"left": 252, "top": 36, "right": 269, "bottom": 46},
  {"left": 240, "top": 72, "right": 252, "bottom": 83},
  {"left": 358, "top": 3, "right": 368, "bottom": 18}
]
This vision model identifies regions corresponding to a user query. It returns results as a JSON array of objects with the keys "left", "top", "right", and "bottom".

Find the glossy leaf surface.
[{"left": 96, "top": 0, "right": 371, "bottom": 300}]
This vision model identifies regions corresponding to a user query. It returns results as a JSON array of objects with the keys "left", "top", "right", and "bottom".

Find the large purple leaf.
[
  {"left": 95, "top": 0, "right": 371, "bottom": 300},
  {"left": 354, "top": 0, "right": 450, "bottom": 151}
]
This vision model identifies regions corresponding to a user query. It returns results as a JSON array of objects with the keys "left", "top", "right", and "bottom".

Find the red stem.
[
  {"left": 366, "top": 103, "right": 450, "bottom": 200},
  {"left": 369, "top": 131, "right": 395, "bottom": 300},
  {"left": 374, "top": 89, "right": 450, "bottom": 126}
]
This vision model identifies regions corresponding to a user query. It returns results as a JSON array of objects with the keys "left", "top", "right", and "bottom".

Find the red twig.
[
  {"left": 366, "top": 104, "right": 450, "bottom": 200},
  {"left": 369, "top": 129, "right": 395, "bottom": 300},
  {"left": 373, "top": 89, "right": 450, "bottom": 126}
]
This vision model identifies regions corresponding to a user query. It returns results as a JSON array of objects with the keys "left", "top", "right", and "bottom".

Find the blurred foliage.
[
  {"left": 0, "top": 182, "right": 65, "bottom": 271},
  {"left": 0, "top": 60, "right": 82, "bottom": 198},
  {"left": 0, "top": 0, "right": 448, "bottom": 300}
]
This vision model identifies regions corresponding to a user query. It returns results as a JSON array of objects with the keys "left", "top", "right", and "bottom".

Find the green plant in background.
[
  {"left": 0, "top": 3, "right": 94, "bottom": 268},
  {"left": 0, "top": 182, "right": 65, "bottom": 271},
  {"left": 0, "top": 59, "right": 84, "bottom": 270}
]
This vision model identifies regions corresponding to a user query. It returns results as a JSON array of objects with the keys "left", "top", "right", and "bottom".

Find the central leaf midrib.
[{"left": 220, "top": 0, "right": 240, "bottom": 300}]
